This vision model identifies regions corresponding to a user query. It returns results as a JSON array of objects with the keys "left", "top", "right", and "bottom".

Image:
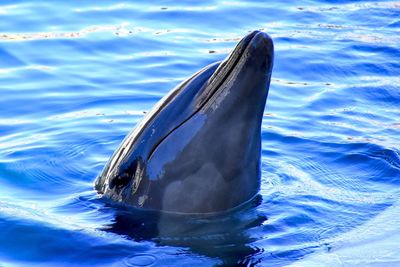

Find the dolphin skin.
[{"left": 95, "top": 30, "right": 274, "bottom": 214}]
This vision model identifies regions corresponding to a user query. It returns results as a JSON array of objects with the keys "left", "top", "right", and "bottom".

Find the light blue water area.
[{"left": 1, "top": 1, "right": 399, "bottom": 266}]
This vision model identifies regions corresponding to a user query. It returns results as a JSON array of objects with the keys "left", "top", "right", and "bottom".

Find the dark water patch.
[
  {"left": 0, "top": 47, "right": 25, "bottom": 67},
  {"left": 349, "top": 43, "right": 400, "bottom": 57},
  {"left": 388, "top": 20, "right": 400, "bottom": 28}
]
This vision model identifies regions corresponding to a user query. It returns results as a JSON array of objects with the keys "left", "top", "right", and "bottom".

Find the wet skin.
[{"left": 95, "top": 30, "right": 274, "bottom": 213}]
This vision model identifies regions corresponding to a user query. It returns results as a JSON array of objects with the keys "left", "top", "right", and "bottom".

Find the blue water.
[{"left": 1, "top": 1, "right": 399, "bottom": 266}]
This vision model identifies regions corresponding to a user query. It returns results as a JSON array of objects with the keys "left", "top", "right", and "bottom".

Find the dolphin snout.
[
  {"left": 251, "top": 31, "right": 273, "bottom": 51},
  {"left": 245, "top": 31, "right": 274, "bottom": 72}
]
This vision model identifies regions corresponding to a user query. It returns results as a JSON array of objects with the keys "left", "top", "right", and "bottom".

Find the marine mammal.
[{"left": 95, "top": 30, "right": 274, "bottom": 213}]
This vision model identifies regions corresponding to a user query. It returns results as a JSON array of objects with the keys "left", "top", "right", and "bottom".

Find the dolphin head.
[{"left": 95, "top": 31, "right": 274, "bottom": 213}]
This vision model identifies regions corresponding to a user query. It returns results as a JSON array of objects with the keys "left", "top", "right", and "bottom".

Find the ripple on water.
[{"left": 122, "top": 254, "right": 157, "bottom": 267}]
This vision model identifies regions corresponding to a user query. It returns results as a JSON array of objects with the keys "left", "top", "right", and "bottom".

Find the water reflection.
[{"left": 102, "top": 196, "right": 267, "bottom": 265}]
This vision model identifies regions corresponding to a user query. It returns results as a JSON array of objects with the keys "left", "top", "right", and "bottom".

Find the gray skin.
[{"left": 95, "top": 30, "right": 274, "bottom": 214}]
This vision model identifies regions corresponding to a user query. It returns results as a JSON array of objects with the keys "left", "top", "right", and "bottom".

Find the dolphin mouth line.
[
  {"left": 147, "top": 32, "right": 259, "bottom": 161},
  {"left": 195, "top": 31, "right": 259, "bottom": 108}
]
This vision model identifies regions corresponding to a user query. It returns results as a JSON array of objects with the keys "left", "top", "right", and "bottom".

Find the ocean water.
[{"left": 1, "top": 0, "right": 399, "bottom": 266}]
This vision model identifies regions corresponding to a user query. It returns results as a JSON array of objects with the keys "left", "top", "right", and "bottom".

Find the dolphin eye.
[
  {"left": 108, "top": 159, "right": 139, "bottom": 190},
  {"left": 109, "top": 172, "right": 131, "bottom": 190}
]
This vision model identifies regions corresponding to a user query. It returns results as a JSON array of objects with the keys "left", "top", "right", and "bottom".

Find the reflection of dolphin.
[
  {"left": 95, "top": 30, "right": 274, "bottom": 213},
  {"left": 103, "top": 196, "right": 267, "bottom": 265}
]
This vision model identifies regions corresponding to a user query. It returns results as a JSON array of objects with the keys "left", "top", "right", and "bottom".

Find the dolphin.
[{"left": 95, "top": 30, "right": 274, "bottom": 214}]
